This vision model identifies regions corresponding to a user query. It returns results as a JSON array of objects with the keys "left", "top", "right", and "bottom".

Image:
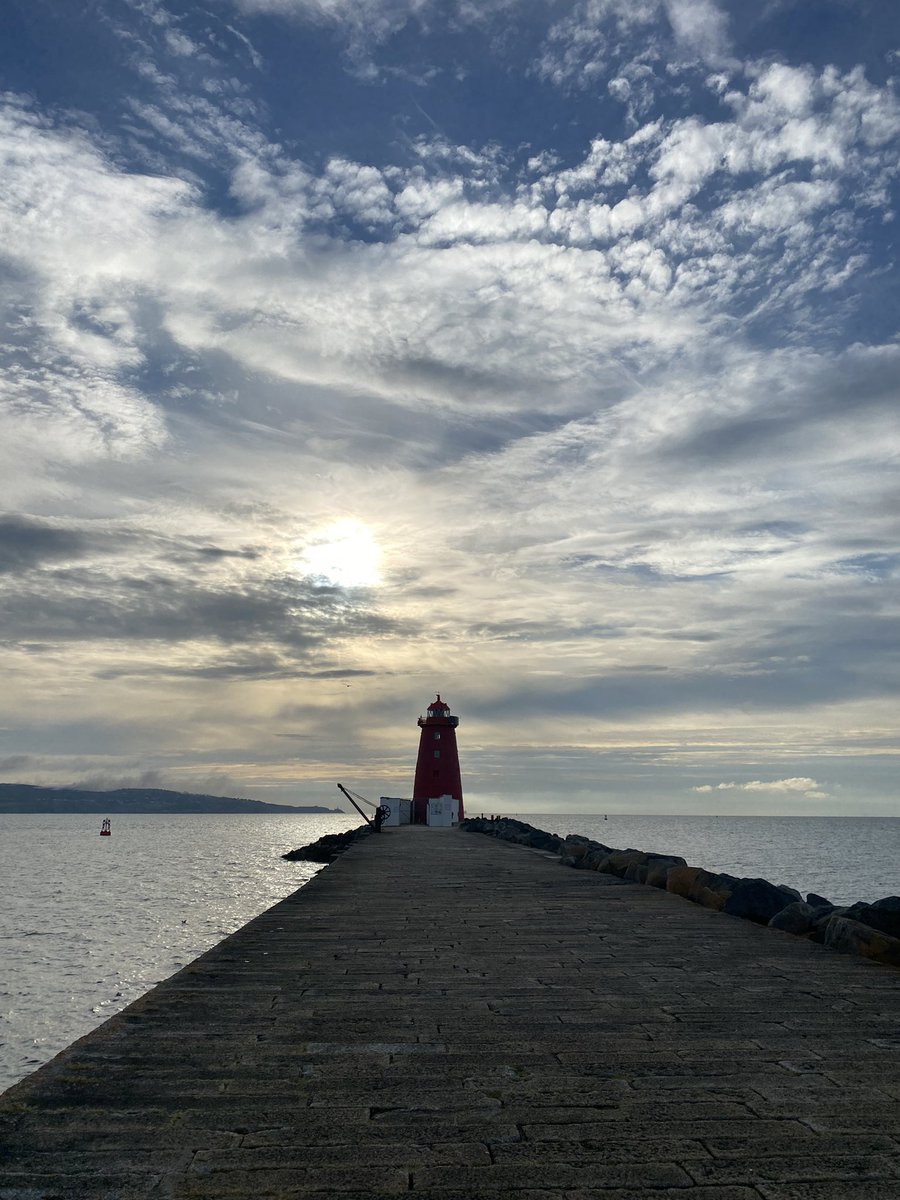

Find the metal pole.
[{"left": 337, "top": 783, "right": 373, "bottom": 826}]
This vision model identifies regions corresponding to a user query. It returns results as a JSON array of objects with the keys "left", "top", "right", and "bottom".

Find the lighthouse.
[{"left": 412, "top": 694, "right": 464, "bottom": 824}]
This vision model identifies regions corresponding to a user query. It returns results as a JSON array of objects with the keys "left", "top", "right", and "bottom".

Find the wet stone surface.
[{"left": 1, "top": 826, "right": 899, "bottom": 1198}]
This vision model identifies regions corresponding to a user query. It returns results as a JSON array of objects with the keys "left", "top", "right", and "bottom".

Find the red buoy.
[
  {"left": 100, "top": 818, "right": 111, "bottom": 836},
  {"left": 412, "top": 694, "right": 464, "bottom": 825}
]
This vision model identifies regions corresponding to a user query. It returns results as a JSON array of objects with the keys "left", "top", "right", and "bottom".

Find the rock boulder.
[
  {"left": 768, "top": 901, "right": 820, "bottom": 936},
  {"left": 666, "top": 865, "right": 737, "bottom": 911},
  {"left": 841, "top": 896, "right": 900, "bottom": 941},
  {"left": 824, "top": 916, "right": 900, "bottom": 967},
  {"left": 561, "top": 837, "right": 610, "bottom": 868},
  {"left": 282, "top": 825, "right": 370, "bottom": 862},
  {"left": 644, "top": 855, "right": 687, "bottom": 889},
  {"left": 723, "top": 877, "right": 799, "bottom": 925},
  {"left": 598, "top": 849, "right": 654, "bottom": 878}
]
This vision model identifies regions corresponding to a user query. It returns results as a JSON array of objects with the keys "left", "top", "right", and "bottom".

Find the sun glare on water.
[{"left": 298, "top": 519, "right": 381, "bottom": 588}]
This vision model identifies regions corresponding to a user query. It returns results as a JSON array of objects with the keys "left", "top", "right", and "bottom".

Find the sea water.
[{"left": 1, "top": 811, "right": 898, "bottom": 1093}]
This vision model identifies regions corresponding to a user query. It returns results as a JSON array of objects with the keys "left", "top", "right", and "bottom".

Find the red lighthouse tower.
[{"left": 412, "top": 694, "right": 464, "bottom": 824}]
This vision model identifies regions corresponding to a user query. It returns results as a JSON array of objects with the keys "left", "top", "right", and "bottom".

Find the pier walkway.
[{"left": 2, "top": 825, "right": 900, "bottom": 1199}]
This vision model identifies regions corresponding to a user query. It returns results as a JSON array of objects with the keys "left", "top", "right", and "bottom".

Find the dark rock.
[
  {"left": 526, "top": 830, "right": 564, "bottom": 852},
  {"left": 282, "top": 825, "right": 370, "bottom": 862},
  {"left": 560, "top": 838, "right": 590, "bottom": 866},
  {"left": 768, "top": 901, "right": 820, "bottom": 935},
  {"left": 565, "top": 834, "right": 611, "bottom": 851},
  {"left": 667, "top": 865, "right": 737, "bottom": 911},
  {"left": 645, "top": 855, "right": 687, "bottom": 889},
  {"left": 824, "top": 916, "right": 900, "bottom": 967},
  {"left": 461, "top": 817, "right": 569, "bottom": 858},
  {"left": 599, "top": 849, "right": 651, "bottom": 878},
  {"left": 616, "top": 852, "right": 685, "bottom": 885},
  {"left": 561, "top": 837, "right": 611, "bottom": 868},
  {"left": 841, "top": 901, "right": 869, "bottom": 921},
  {"left": 723, "top": 877, "right": 798, "bottom": 925},
  {"left": 474, "top": 817, "right": 539, "bottom": 843},
  {"left": 461, "top": 816, "right": 567, "bottom": 851},
  {"left": 844, "top": 898, "right": 900, "bottom": 941},
  {"left": 582, "top": 845, "right": 614, "bottom": 869},
  {"left": 806, "top": 892, "right": 831, "bottom": 907},
  {"left": 809, "top": 905, "right": 842, "bottom": 942}
]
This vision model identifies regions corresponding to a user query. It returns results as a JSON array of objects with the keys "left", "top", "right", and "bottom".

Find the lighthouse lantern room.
[{"left": 412, "top": 694, "right": 464, "bottom": 825}]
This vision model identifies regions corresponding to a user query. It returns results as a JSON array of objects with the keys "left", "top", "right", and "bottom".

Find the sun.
[{"left": 298, "top": 519, "right": 381, "bottom": 588}]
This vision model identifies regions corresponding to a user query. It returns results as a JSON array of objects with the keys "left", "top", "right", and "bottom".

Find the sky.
[{"left": 1, "top": 0, "right": 898, "bottom": 816}]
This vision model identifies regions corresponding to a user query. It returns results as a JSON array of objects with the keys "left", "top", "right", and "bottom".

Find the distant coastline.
[{"left": 0, "top": 784, "right": 340, "bottom": 815}]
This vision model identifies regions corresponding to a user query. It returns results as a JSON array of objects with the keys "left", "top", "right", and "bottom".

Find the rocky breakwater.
[
  {"left": 282, "top": 823, "right": 371, "bottom": 863},
  {"left": 460, "top": 816, "right": 900, "bottom": 969}
]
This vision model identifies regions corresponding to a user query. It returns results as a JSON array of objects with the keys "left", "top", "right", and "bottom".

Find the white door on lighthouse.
[{"left": 426, "top": 796, "right": 454, "bottom": 826}]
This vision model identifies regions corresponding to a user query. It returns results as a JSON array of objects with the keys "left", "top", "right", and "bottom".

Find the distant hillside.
[{"left": 0, "top": 784, "right": 342, "bottom": 815}]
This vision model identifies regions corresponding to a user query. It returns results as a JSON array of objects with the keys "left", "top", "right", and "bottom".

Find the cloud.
[
  {"left": 0, "top": 566, "right": 402, "bottom": 653},
  {"left": 0, "top": 754, "right": 33, "bottom": 774},
  {"left": 693, "top": 777, "right": 829, "bottom": 800},
  {"left": 0, "top": 515, "right": 265, "bottom": 578},
  {"left": 535, "top": 0, "right": 732, "bottom": 93},
  {"left": 232, "top": 0, "right": 431, "bottom": 76},
  {"left": 0, "top": 517, "right": 88, "bottom": 575},
  {"left": 0, "top": 507, "right": 408, "bottom": 683},
  {"left": 663, "top": 0, "right": 731, "bottom": 65},
  {"left": 536, "top": 1, "right": 661, "bottom": 91},
  {"left": 3, "top": 53, "right": 896, "bottom": 480},
  {"left": 230, "top": 0, "right": 733, "bottom": 87},
  {"left": 71, "top": 767, "right": 170, "bottom": 791},
  {"left": 1, "top": 2, "right": 898, "bottom": 813},
  {"left": 2, "top": 62, "right": 896, "bottom": 640}
]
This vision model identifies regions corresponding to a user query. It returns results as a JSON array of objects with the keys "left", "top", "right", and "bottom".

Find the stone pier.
[{"left": 1, "top": 825, "right": 899, "bottom": 1198}]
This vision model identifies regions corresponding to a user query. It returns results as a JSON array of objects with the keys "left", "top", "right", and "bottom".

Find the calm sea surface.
[{"left": 1, "top": 811, "right": 898, "bottom": 1093}]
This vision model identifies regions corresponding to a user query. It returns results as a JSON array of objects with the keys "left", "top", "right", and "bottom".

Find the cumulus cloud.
[
  {"left": 535, "top": 0, "right": 732, "bottom": 92},
  {"left": 693, "top": 778, "right": 829, "bottom": 800},
  {"left": 536, "top": 1, "right": 659, "bottom": 89},
  {"left": 663, "top": 0, "right": 731, "bottom": 65}
]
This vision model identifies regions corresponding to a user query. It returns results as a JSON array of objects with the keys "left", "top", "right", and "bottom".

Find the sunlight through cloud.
[{"left": 297, "top": 519, "right": 381, "bottom": 588}]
